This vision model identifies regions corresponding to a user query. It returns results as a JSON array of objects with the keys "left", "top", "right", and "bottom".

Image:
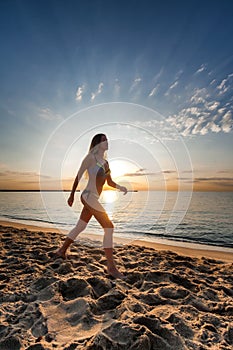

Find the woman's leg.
[
  {"left": 56, "top": 206, "right": 92, "bottom": 258},
  {"left": 86, "top": 199, "right": 124, "bottom": 279}
]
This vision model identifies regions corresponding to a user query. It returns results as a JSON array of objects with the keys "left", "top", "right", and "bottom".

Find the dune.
[{"left": 0, "top": 222, "right": 233, "bottom": 349}]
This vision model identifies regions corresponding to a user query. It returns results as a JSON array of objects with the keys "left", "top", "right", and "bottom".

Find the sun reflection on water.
[{"left": 101, "top": 190, "right": 119, "bottom": 204}]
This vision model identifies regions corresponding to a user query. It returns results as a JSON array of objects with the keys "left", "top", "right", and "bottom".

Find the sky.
[{"left": 0, "top": 0, "right": 232, "bottom": 191}]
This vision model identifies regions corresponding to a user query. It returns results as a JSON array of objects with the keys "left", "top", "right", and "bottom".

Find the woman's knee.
[
  {"left": 76, "top": 219, "right": 88, "bottom": 230},
  {"left": 108, "top": 221, "right": 114, "bottom": 229}
]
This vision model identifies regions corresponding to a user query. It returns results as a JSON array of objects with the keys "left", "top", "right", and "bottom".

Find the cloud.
[
  {"left": 190, "top": 88, "right": 209, "bottom": 105},
  {"left": 218, "top": 107, "right": 226, "bottom": 114},
  {"left": 208, "top": 121, "right": 221, "bottom": 133},
  {"left": 169, "top": 81, "right": 179, "bottom": 90},
  {"left": 217, "top": 73, "right": 233, "bottom": 95},
  {"left": 195, "top": 64, "right": 207, "bottom": 74},
  {"left": 123, "top": 169, "right": 159, "bottom": 177},
  {"left": 0, "top": 170, "right": 51, "bottom": 179},
  {"left": 91, "top": 82, "right": 104, "bottom": 101},
  {"left": 221, "top": 111, "right": 232, "bottom": 133},
  {"left": 164, "top": 81, "right": 179, "bottom": 96},
  {"left": 210, "top": 79, "right": 216, "bottom": 85},
  {"left": 129, "top": 77, "right": 142, "bottom": 93},
  {"left": 217, "top": 79, "right": 229, "bottom": 95},
  {"left": 123, "top": 169, "right": 177, "bottom": 177},
  {"left": 148, "top": 84, "right": 160, "bottom": 97},
  {"left": 194, "top": 177, "right": 233, "bottom": 182},
  {"left": 217, "top": 170, "right": 233, "bottom": 174},
  {"left": 162, "top": 170, "right": 176, "bottom": 174},
  {"left": 166, "top": 73, "right": 233, "bottom": 137},
  {"left": 175, "top": 69, "right": 183, "bottom": 80},
  {"left": 178, "top": 176, "right": 233, "bottom": 189},
  {"left": 152, "top": 68, "right": 164, "bottom": 83},
  {"left": 38, "top": 108, "right": 63, "bottom": 121},
  {"left": 206, "top": 101, "right": 220, "bottom": 111},
  {"left": 75, "top": 84, "right": 85, "bottom": 101}
]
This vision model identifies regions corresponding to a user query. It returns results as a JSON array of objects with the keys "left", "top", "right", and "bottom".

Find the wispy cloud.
[
  {"left": 193, "top": 177, "right": 233, "bottom": 189},
  {"left": 148, "top": 84, "right": 160, "bottom": 97},
  {"left": 195, "top": 64, "right": 207, "bottom": 74},
  {"left": 152, "top": 68, "right": 164, "bottom": 83},
  {"left": 75, "top": 84, "right": 85, "bottom": 101},
  {"left": 217, "top": 170, "right": 233, "bottom": 174},
  {"left": 123, "top": 169, "right": 177, "bottom": 177},
  {"left": 0, "top": 170, "right": 51, "bottom": 179},
  {"left": 177, "top": 176, "right": 233, "bottom": 189},
  {"left": 163, "top": 170, "right": 177, "bottom": 174},
  {"left": 38, "top": 108, "right": 63, "bottom": 121},
  {"left": 194, "top": 176, "right": 233, "bottom": 182},
  {"left": 129, "top": 77, "right": 142, "bottom": 93},
  {"left": 91, "top": 82, "right": 104, "bottom": 102},
  {"left": 164, "top": 80, "right": 179, "bottom": 96},
  {"left": 123, "top": 168, "right": 159, "bottom": 177}
]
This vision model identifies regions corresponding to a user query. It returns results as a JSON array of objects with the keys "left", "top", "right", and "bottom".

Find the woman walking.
[{"left": 56, "top": 133, "right": 127, "bottom": 279}]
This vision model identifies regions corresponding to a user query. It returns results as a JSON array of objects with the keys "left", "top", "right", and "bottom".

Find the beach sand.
[{"left": 0, "top": 222, "right": 233, "bottom": 349}]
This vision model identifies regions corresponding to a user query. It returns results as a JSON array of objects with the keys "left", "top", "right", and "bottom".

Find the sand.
[{"left": 0, "top": 222, "right": 233, "bottom": 349}]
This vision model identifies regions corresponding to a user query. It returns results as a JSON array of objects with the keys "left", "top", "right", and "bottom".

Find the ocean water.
[{"left": 0, "top": 191, "right": 232, "bottom": 250}]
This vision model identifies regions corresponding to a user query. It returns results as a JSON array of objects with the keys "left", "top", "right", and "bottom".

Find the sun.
[{"left": 108, "top": 159, "right": 138, "bottom": 179}]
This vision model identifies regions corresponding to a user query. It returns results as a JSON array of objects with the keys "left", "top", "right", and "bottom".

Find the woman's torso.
[{"left": 84, "top": 154, "right": 110, "bottom": 196}]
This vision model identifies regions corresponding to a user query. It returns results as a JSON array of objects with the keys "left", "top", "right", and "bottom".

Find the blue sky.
[{"left": 0, "top": 0, "right": 232, "bottom": 190}]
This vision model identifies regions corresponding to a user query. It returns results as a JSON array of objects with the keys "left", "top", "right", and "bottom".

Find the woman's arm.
[
  {"left": 68, "top": 154, "right": 92, "bottom": 206},
  {"left": 106, "top": 173, "right": 128, "bottom": 195}
]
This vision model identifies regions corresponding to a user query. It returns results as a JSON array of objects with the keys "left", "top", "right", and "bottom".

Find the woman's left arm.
[{"left": 106, "top": 173, "right": 128, "bottom": 195}]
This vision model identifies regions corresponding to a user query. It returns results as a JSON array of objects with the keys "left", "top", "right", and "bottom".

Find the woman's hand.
[
  {"left": 119, "top": 185, "right": 128, "bottom": 195},
  {"left": 67, "top": 193, "right": 74, "bottom": 207}
]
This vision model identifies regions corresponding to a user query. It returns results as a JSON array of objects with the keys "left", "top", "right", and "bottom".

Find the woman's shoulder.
[
  {"left": 86, "top": 152, "right": 97, "bottom": 166},
  {"left": 81, "top": 152, "right": 95, "bottom": 166}
]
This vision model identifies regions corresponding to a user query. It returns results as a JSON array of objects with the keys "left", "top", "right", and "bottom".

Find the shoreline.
[{"left": 1, "top": 219, "right": 233, "bottom": 262}]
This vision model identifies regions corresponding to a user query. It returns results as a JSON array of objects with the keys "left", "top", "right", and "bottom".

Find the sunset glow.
[{"left": 0, "top": 1, "right": 232, "bottom": 192}]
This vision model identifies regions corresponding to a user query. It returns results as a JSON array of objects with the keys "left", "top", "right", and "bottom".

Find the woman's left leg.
[{"left": 56, "top": 205, "right": 92, "bottom": 258}]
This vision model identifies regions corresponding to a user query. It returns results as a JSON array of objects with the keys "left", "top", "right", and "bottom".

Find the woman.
[{"left": 56, "top": 133, "right": 127, "bottom": 279}]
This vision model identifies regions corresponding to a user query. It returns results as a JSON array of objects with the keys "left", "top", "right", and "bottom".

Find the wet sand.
[{"left": 0, "top": 222, "right": 233, "bottom": 349}]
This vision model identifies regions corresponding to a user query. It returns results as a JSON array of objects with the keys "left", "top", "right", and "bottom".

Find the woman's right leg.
[{"left": 86, "top": 199, "right": 125, "bottom": 279}]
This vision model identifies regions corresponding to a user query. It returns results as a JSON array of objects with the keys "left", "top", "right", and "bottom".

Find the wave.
[
  {"left": 1, "top": 214, "right": 68, "bottom": 227},
  {"left": 122, "top": 230, "right": 233, "bottom": 249}
]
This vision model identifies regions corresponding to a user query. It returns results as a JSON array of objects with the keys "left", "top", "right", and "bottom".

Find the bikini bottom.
[{"left": 80, "top": 190, "right": 113, "bottom": 228}]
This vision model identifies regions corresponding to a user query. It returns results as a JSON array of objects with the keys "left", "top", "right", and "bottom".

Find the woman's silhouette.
[{"left": 56, "top": 134, "right": 127, "bottom": 279}]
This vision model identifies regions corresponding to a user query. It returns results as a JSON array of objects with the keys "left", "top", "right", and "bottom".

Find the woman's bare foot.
[
  {"left": 53, "top": 250, "right": 67, "bottom": 260},
  {"left": 107, "top": 267, "right": 125, "bottom": 280}
]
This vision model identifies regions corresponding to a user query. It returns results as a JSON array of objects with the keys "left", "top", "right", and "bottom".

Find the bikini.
[{"left": 82, "top": 155, "right": 110, "bottom": 200}]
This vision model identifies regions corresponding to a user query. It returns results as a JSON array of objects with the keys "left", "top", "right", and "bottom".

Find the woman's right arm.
[{"left": 67, "top": 154, "right": 92, "bottom": 206}]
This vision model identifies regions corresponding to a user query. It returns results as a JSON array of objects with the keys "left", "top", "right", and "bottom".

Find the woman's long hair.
[
  {"left": 89, "top": 133, "right": 106, "bottom": 153},
  {"left": 84, "top": 134, "right": 107, "bottom": 180}
]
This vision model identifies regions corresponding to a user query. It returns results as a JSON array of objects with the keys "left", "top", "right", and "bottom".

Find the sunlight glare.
[
  {"left": 109, "top": 159, "right": 138, "bottom": 178},
  {"left": 102, "top": 190, "right": 118, "bottom": 203}
]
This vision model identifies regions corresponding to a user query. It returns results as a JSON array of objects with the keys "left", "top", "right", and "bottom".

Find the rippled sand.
[{"left": 0, "top": 224, "right": 233, "bottom": 349}]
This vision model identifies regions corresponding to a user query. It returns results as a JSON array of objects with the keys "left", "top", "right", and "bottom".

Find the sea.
[{"left": 0, "top": 191, "right": 232, "bottom": 251}]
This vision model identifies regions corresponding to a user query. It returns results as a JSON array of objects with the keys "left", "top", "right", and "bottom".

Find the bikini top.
[{"left": 89, "top": 154, "right": 111, "bottom": 178}]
